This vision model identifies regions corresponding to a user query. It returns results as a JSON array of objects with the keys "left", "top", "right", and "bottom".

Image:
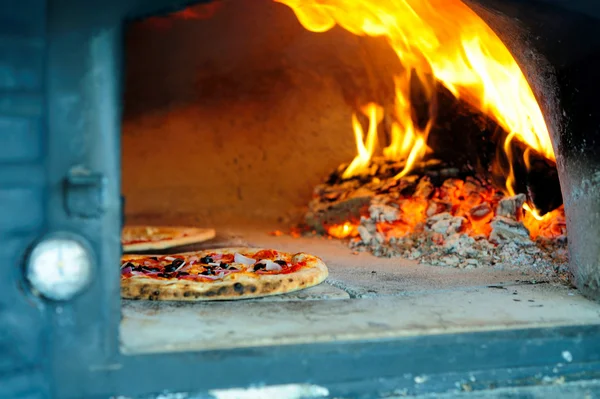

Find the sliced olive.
[
  {"left": 274, "top": 260, "right": 287, "bottom": 266},
  {"left": 254, "top": 263, "right": 266, "bottom": 271},
  {"left": 177, "top": 271, "right": 189, "bottom": 277},
  {"left": 220, "top": 263, "right": 229, "bottom": 268},
  {"left": 200, "top": 270, "right": 212, "bottom": 276},
  {"left": 200, "top": 256, "right": 214, "bottom": 264},
  {"left": 227, "top": 266, "right": 238, "bottom": 270},
  {"left": 172, "top": 259, "right": 184, "bottom": 268},
  {"left": 150, "top": 257, "right": 159, "bottom": 261}
]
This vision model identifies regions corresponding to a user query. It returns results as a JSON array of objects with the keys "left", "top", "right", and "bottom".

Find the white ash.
[
  {"left": 369, "top": 203, "right": 400, "bottom": 222},
  {"left": 496, "top": 194, "right": 526, "bottom": 219},
  {"left": 426, "top": 212, "right": 465, "bottom": 235},
  {"left": 350, "top": 212, "right": 569, "bottom": 276},
  {"left": 489, "top": 216, "right": 533, "bottom": 246},
  {"left": 357, "top": 219, "right": 385, "bottom": 246},
  {"left": 308, "top": 171, "right": 568, "bottom": 277}
]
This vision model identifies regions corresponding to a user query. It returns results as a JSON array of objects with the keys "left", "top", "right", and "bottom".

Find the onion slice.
[
  {"left": 174, "top": 261, "right": 186, "bottom": 272},
  {"left": 234, "top": 253, "right": 256, "bottom": 265},
  {"left": 261, "top": 259, "right": 282, "bottom": 271}
]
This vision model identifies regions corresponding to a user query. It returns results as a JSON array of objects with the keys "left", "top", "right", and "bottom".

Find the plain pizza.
[
  {"left": 122, "top": 226, "right": 216, "bottom": 252},
  {"left": 120, "top": 247, "right": 328, "bottom": 301}
]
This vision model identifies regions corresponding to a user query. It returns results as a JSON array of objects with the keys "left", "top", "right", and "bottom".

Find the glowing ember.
[
  {"left": 320, "top": 174, "right": 564, "bottom": 243},
  {"left": 327, "top": 222, "right": 358, "bottom": 239},
  {"left": 277, "top": 0, "right": 555, "bottom": 195},
  {"left": 523, "top": 206, "right": 566, "bottom": 240}
]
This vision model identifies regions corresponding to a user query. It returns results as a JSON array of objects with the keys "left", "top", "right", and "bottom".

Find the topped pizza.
[
  {"left": 122, "top": 226, "right": 216, "bottom": 252},
  {"left": 120, "top": 247, "right": 328, "bottom": 301}
]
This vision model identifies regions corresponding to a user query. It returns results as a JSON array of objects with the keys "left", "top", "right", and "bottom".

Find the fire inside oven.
[{"left": 118, "top": 0, "right": 588, "bottom": 354}]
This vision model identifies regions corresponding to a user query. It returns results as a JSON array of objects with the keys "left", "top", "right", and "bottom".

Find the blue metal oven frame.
[{"left": 2, "top": 0, "right": 600, "bottom": 398}]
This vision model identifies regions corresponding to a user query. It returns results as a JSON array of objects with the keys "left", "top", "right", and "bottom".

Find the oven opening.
[{"left": 119, "top": 0, "right": 592, "bottom": 355}]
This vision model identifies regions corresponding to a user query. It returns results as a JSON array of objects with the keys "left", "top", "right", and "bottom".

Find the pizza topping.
[
  {"left": 262, "top": 259, "right": 283, "bottom": 271},
  {"left": 253, "top": 249, "right": 278, "bottom": 259},
  {"left": 143, "top": 258, "right": 161, "bottom": 268},
  {"left": 172, "top": 258, "right": 186, "bottom": 269},
  {"left": 200, "top": 256, "right": 214, "bottom": 264},
  {"left": 122, "top": 249, "right": 312, "bottom": 281},
  {"left": 164, "top": 259, "right": 186, "bottom": 273},
  {"left": 234, "top": 252, "right": 256, "bottom": 265},
  {"left": 164, "top": 265, "right": 176, "bottom": 273}
]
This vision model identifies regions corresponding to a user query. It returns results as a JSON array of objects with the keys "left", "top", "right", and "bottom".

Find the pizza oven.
[{"left": 3, "top": 0, "right": 600, "bottom": 398}]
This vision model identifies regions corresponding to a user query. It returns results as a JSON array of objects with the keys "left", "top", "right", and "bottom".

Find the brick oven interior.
[{"left": 119, "top": 0, "right": 600, "bottom": 354}]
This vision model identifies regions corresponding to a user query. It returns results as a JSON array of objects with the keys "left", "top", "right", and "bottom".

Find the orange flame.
[
  {"left": 523, "top": 205, "right": 566, "bottom": 239},
  {"left": 327, "top": 222, "right": 359, "bottom": 238},
  {"left": 276, "top": 0, "right": 555, "bottom": 182},
  {"left": 342, "top": 103, "right": 383, "bottom": 179}
]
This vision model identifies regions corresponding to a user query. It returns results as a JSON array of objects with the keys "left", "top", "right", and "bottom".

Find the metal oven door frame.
[{"left": 3, "top": 0, "right": 600, "bottom": 398}]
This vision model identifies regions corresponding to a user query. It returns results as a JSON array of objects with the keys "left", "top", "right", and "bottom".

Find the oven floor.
[{"left": 120, "top": 227, "right": 600, "bottom": 354}]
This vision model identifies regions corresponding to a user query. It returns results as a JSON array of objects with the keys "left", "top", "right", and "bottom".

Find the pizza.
[
  {"left": 122, "top": 226, "right": 216, "bottom": 252},
  {"left": 120, "top": 247, "right": 329, "bottom": 301}
]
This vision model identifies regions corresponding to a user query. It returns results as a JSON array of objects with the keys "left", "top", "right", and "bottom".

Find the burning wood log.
[
  {"left": 302, "top": 153, "right": 566, "bottom": 273},
  {"left": 306, "top": 157, "right": 476, "bottom": 231},
  {"left": 496, "top": 194, "right": 526, "bottom": 219},
  {"left": 489, "top": 216, "right": 532, "bottom": 246},
  {"left": 299, "top": 82, "right": 564, "bottom": 271}
]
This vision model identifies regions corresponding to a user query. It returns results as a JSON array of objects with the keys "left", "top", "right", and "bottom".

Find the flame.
[
  {"left": 327, "top": 222, "right": 359, "bottom": 238},
  {"left": 522, "top": 203, "right": 543, "bottom": 221},
  {"left": 324, "top": 177, "right": 564, "bottom": 243},
  {"left": 523, "top": 205, "right": 566, "bottom": 239},
  {"left": 276, "top": 0, "right": 555, "bottom": 182},
  {"left": 342, "top": 103, "right": 383, "bottom": 178}
]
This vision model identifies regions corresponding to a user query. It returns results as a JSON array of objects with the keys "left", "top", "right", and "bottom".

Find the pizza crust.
[
  {"left": 122, "top": 226, "right": 216, "bottom": 252},
  {"left": 121, "top": 248, "right": 329, "bottom": 301}
]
